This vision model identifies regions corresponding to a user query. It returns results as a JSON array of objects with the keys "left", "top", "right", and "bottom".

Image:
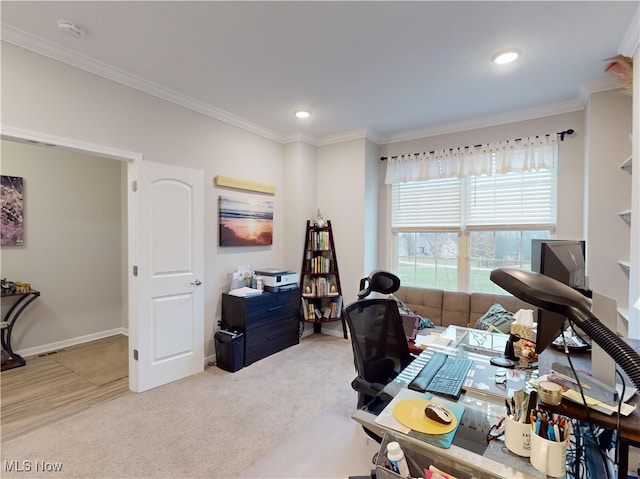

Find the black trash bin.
[{"left": 214, "top": 330, "right": 244, "bottom": 372}]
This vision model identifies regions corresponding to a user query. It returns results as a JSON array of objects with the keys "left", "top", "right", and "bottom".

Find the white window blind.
[
  {"left": 391, "top": 159, "right": 556, "bottom": 231},
  {"left": 391, "top": 177, "right": 462, "bottom": 230},
  {"left": 466, "top": 169, "right": 557, "bottom": 228}
]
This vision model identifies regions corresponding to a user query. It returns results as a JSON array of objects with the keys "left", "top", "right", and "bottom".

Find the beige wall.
[
  {"left": 2, "top": 38, "right": 634, "bottom": 353},
  {"left": 316, "top": 139, "right": 367, "bottom": 303},
  {"left": 1, "top": 140, "right": 124, "bottom": 351},
  {"left": 2, "top": 42, "right": 288, "bottom": 358}
]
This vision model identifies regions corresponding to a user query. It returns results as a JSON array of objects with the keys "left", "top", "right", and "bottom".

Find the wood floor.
[{"left": 1, "top": 335, "right": 131, "bottom": 442}]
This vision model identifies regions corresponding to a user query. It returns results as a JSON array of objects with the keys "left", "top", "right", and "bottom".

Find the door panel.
[{"left": 131, "top": 161, "right": 204, "bottom": 392}]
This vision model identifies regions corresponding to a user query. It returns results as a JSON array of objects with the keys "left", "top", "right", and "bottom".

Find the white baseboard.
[{"left": 17, "top": 327, "right": 129, "bottom": 358}]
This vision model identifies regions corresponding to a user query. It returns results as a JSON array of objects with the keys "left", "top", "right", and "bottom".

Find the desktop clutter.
[
  {"left": 502, "top": 388, "right": 571, "bottom": 478},
  {"left": 227, "top": 265, "right": 298, "bottom": 297}
]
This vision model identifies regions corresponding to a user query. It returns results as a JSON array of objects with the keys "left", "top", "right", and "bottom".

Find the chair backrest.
[{"left": 344, "top": 298, "right": 414, "bottom": 395}]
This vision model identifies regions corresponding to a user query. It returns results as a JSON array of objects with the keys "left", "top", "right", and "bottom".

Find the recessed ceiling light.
[
  {"left": 492, "top": 49, "right": 520, "bottom": 65},
  {"left": 57, "top": 19, "right": 85, "bottom": 38},
  {"left": 295, "top": 110, "right": 310, "bottom": 119}
]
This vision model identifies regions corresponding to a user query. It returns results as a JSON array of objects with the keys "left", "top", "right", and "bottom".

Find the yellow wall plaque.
[{"left": 214, "top": 175, "right": 276, "bottom": 195}]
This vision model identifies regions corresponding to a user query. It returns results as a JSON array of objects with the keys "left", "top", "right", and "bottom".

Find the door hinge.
[
  {"left": 133, "top": 349, "right": 138, "bottom": 361},
  {"left": 132, "top": 180, "right": 137, "bottom": 192},
  {"left": 133, "top": 265, "right": 138, "bottom": 276}
]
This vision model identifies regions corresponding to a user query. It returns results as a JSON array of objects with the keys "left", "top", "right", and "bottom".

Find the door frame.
[{"left": 1, "top": 126, "right": 141, "bottom": 391}]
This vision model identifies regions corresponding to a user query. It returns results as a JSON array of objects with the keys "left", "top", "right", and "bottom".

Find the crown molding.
[
  {"left": 619, "top": 5, "right": 639, "bottom": 57},
  {"left": 1, "top": 24, "right": 285, "bottom": 144},
  {"left": 3, "top": 21, "right": 632, "bottom": 151},
  {"left": 578, "top": 76, "right": 622, "bottom": 106},
  {"left": 315, "top": 128, "right": 383, "bottom": 147},
  {"left": 380, "top": 98, "right": 586, "bottom": 144},
  {"left": 282, "top": 131, "right": 318, "bottom": 146}
]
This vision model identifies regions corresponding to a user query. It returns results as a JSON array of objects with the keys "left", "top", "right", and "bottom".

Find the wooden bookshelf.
[{"left": 300, "top": 220, "right": 347, "bottom": 338}]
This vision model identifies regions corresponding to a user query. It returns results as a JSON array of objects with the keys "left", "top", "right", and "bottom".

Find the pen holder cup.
[
  {"left": 529, "top": 423, "right": 571, "bottom": 478},
  {"left": 504, "top": 415, "right": 531, "bottom": 457}
]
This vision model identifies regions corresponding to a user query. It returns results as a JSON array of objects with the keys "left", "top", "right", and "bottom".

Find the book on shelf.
[
  {"left": 310, "top": 230, "right": 330, "bottom": 251},
  {"left": 301, "top": 296, "right": 342, "bottom": 320},
  {"left": 302, "top": 275, "right": 338, "bottom": 297},
  {"left": 309, "top": 256, "right": 332, "bottom": 274}
]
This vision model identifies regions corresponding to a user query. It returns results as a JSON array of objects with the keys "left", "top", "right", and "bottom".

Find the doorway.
[
  {"left": 2, "top": 127, "right": 205, "bottom": 395},
  {"left": 1, "top": 134, "right": 133, "bottom": 388}
]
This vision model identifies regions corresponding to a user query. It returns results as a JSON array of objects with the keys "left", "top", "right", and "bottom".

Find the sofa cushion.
[
  {"left": 393, "top": 286, "right": 444, "bottom": 326},
  {"left": 395, "top": 285, "right": 537, "bottom": 330},
  {"left": 474, "top": 303, "right": 515, "bottom": 333},
  {"left": 442, "top": 291, "right": 471, "bottom": 327},
  {"left": 391, "top": 294, "right": 435, "bottom": 328}
]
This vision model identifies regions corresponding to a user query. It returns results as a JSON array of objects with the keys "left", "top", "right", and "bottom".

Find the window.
[{"left": 391, "top": 160, "right": 556, "bottom": 293}]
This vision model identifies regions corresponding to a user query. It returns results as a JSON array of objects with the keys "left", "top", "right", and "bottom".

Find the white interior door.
[{"left": 130, "top": 160, "right": 204, "bottom": 392}]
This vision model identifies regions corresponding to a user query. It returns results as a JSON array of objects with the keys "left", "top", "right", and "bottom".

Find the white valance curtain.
[{"left": 384, "top": 135, "right": 558, "bottom": 184}]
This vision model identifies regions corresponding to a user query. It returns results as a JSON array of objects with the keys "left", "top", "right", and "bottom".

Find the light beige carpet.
[
  {"left": 55, "top": 337, "right": 128, "bottom": 385},
  {"left": 239, "top": 411, "right": 379, "bottom": 478},
  {"left": 1, "top": 334, "right": 360, "bottom": 478}
]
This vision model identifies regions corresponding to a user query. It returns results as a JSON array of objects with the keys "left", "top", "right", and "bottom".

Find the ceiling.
[{"left": 1, "top": 1, "right": 638, "bottom": 145}]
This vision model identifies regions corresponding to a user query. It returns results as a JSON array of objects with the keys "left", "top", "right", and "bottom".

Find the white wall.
[
  {"left": 363, "top": 138, "right": 380, "bottom": 275},
  {"left": 377, "top": 111, "right": 586, "bottom": 270},
  {"left": 584, "top": 89, "right": 633, "bottom": 332},
  {"left": 315, "top": 138, "right": 367, "bottom": 335},
  {"left": 2, "top": 42, "right": 287, "bottom": 358},
  {"left": 1, "top": 139, "right": 123, "bottom": 351},
  {"left": 283, "top": 140, "right": 317, "bottom": 273}
]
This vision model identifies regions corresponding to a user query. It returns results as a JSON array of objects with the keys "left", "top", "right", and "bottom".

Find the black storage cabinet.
[
  {"left": 214, "top": 331, "right": 244, "bottom": 372},
  {"left": 221, "top": 288, "right": 300, "bottom": 366}
]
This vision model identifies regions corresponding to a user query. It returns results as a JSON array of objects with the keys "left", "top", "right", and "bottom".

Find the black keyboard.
[{"left": 408, "top": 351, "right": 473, "bottom": 400}]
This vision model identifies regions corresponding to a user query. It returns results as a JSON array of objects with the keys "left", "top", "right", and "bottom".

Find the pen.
[
  {"left": 547, "top": 422, "right": 555, "bottom": 441},
  {"left": 553, "top": 422, "right": 561, "bottom": 442},
  {"left": 505, "top": 398, "right": 511, "bottom": 417}
]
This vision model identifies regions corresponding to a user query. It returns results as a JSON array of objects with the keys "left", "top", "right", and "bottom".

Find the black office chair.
[{"left": 343, "top": 271, "right": 414, "bottom": 443}]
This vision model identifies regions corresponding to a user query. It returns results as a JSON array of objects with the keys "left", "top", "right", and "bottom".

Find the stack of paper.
[
  {"left": 414, "top": 332, "right": 443, "bottom": 349},
  {"left": 228, "top": 287, "right": 263, "bottom": 297}
]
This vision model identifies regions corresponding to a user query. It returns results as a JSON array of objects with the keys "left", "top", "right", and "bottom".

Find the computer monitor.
[
  {"left": 531, "top": 239, "right": 587, "bottom": 354},
  {"left": 490, "top": 268, "right": 640, "bottom": 391},
  {"left": 532, "top": 239, "right": 586, "bottom": 288}
]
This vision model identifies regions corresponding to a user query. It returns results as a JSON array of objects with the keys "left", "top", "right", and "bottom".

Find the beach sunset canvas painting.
[{"left": 219, "top": 195, "right": 273, "bottom": 246}]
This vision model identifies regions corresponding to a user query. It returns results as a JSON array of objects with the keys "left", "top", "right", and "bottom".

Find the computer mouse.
[{"left": 424, "top": 403, "right": 452, "bottom": 424}]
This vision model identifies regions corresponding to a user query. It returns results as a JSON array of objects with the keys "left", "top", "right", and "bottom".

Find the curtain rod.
[{"left": 379, "top": 128, "right": 574, "bottom": 161}]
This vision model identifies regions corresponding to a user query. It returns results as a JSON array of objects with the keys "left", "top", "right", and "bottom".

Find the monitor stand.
[
  {"left": 490, "top": 333, "right": 520, "bottom": 368},
  {"left": 590, "top": 292, "right": 617, "bottom": 389},
  {"left": 490, "top": 356, "right": 516, "bottom": 368}
]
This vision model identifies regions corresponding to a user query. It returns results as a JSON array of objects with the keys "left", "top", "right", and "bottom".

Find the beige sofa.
[{"left": 394, "top": 285, "right": 537, "bottom": 329}]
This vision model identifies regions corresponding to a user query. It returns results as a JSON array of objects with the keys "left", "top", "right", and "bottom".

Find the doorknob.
[{"left": 190, "top": 279, "right": 202, "bottom": 286}]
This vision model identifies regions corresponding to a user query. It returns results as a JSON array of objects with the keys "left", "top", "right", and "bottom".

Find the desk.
[
  {"left": 1, "top": 289, "right": 40, "bottom": 371},
  {"left": 352, "top": 325, "right": 544, "bottom": 479},
  {"left": 538, "top": 341, "right": 640, "bottom": 477},
  {"left": 355, "top": 325, "right": 640, "bottom": 478}
]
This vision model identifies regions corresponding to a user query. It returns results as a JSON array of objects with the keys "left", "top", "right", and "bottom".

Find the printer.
[{"left": 254, "top": 269, "right": 299, "bottom": 292}]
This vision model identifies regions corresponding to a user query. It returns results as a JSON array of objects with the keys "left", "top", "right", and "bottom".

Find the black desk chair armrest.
[{"left": 351, "top": 377, "right": 385, "bottom": 397}]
